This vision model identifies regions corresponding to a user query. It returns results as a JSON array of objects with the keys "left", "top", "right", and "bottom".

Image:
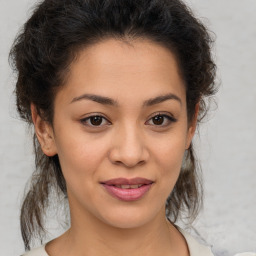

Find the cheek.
[
  {"left": 151, "top": 131, "right": 187, "bottom": 191},
  {"left": 157, "top": 145, "right": 184, "bottom": 186},
  {"left": 153, "top": 132, "right": 186, "bottom": 169},
  {"left": 55, "top": 134, "right": 110, "bottom": 210},
  {"left": 54, "top": 128, "right": 109, "bottom": 183}
]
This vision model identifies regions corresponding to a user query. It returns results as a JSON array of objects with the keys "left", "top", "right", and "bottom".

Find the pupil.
[
  {"left": 153, "top": 115, "right": 164, "bottom": 125},
  {"left": 91, "top": 116, "right": 102, "bottom": 126}
]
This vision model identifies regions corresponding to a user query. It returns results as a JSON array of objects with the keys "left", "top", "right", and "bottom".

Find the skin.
[{"left": 32, "top": 38, "right": 198, "bottom": 256}]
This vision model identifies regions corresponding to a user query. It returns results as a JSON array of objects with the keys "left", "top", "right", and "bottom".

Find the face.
[{"left": 35, "top": 38, "right": 196, "bottom": 229}]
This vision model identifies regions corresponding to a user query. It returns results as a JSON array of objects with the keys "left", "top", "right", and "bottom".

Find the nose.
[{"left": 108, "top": 124, "right": 149, "bottom": 168}]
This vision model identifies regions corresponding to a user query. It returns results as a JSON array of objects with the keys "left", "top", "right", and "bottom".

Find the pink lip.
[
  {"left": 101, "top": 177, "right": 154, "bottom": 201},
  {"left": 101, "top": 177, "right": 153, "bottom": 185}
]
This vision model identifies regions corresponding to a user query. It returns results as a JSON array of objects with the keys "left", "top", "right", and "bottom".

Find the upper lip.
[{"left": 101, "top": 177, "right": 154, "bottom": 185}]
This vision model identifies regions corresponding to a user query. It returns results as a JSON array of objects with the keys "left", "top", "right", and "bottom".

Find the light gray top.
[{"left": 22, "top": 228, "right": 214, "bottom": 256}]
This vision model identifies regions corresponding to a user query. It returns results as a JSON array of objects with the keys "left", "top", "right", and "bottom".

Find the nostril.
[{"left": 138, "top": 160, "right": 146, "bottom": 166}]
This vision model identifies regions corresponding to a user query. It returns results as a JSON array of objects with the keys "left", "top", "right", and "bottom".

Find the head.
[{"left": 10, "top": 0, "right": 216, "bottom": 250}]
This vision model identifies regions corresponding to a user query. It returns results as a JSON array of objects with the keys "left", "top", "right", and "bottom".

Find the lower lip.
[{"left": 102, "top": 184, "right": 153, "bottom": 201}]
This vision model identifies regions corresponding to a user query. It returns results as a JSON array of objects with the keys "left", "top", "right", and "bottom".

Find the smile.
[
  {"left": 101, "top": 177, "right": 154, "bottom": 201},
  {"left": 112, "top": 184, "right": 144, "bottom": 189}
]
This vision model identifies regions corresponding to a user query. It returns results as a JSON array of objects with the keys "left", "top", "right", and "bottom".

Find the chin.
[{"left": 97, "top": 205, "right": 159, "bottom": 230}]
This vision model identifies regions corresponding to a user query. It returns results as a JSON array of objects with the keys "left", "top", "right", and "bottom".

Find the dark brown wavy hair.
[{"left": 9, "top": 0, "right": 217, "bottom": 250}]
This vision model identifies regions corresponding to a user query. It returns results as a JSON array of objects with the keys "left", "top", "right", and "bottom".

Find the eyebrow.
[
  {"left": 71, "top": 94, "right": 118, "bottom": 106},
  {"left": 71, "top": 93, "right": 182, "bottom": 106},
  {"left": 142, "top": 93, "right": 182, "bottom": 107}
]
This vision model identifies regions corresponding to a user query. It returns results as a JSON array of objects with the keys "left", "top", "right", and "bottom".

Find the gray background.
[{"left": 0, "top": 0, "right": 255, "bottom": 255}]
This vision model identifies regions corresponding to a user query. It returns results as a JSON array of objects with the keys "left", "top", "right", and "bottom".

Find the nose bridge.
[{"left": 109, "top": 120, "right": 148, "bottom": 167}]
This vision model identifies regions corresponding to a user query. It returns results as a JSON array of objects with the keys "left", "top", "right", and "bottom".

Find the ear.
[
  {"left": 185, "top": 103, "right": 199, "bottom": 149},
  {"left": 31, "top": 103, "right": 57, "bottom": 156}
]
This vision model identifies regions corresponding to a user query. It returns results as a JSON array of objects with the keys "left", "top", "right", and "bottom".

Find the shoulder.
[
  {"left": 21, "top": 245, "right": 49, "bottom": 256},
  {"left": 178, "top": 227, "right": 214, "bottom": 256}
]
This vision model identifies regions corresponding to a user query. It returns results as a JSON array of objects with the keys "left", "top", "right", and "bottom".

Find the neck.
[
  {"left": 46, "top": 204, "right": 189, "bottom": 256},
  {"left": 73, "top": 210, "right": 171, "bottom": 256}
]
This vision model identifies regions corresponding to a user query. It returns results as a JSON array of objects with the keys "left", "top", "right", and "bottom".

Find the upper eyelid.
[
  {"left": 147, "top": 111, "right": 175, "bottom": 119},
  {"left": 80, "top": 112, "right": 176, "bottom": 127},
  {"left": 81, "top": 116, "right": 108, "bottom": 122},
  {"left": 81, "top": 113, "right": 109, "bottom": 120},
  {"left": 146, "top": 113, "right": 177, "bottom": 125},
  {"left": 80, "top": 112, "right": 175, "bottom": 120}
]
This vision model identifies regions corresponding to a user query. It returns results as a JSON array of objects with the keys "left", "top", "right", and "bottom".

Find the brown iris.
[
  {"left": 152, "top": 115, "right": 164, "bottom": 125},
  {"left": 90, "top": 116, "right": 103, "bottom": 126}
]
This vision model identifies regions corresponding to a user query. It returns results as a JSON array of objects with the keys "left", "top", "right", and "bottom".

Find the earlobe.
[
  {"left": 186, "top": 103, "right": 199, "bottom": 149},
  {"left": 31, "top": 104, "right": 57, "bottom": 156}
]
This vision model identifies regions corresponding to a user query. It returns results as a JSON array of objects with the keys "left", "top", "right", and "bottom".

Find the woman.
[{"left": 10, "top": 0, "right": 217, "bottom": 255}]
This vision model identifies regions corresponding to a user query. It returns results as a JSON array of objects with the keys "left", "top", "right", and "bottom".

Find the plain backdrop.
[{"left": 0, "top": 0, "right": 255, "bottom": 255}]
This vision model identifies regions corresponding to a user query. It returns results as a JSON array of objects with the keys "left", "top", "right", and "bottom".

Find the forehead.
[{"left": 59, "top": 38, "right": 186, "bottom": 104}]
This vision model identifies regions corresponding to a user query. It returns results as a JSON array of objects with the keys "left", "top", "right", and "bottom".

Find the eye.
[
  {"left": 80, "top": 115, "right": 110, "bottom": 127},
  {"left": 146, "top": 113, "right": 177, "bottom": 127}
]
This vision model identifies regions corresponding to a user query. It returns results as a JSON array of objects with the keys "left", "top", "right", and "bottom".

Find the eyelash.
[
  {"left": 80, "top": 112, "right": 177, "bottom": 128},
  {"left": 80, "top": 114, "right": 111, "bottom": 128},
  {"left": 146, "top": 113, "right": 177, "bottom": 127}
]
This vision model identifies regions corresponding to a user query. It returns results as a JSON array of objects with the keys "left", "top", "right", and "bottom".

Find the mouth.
[
  {"left": 100, "top": 177, "right": 154, "bottom": 201},
  {"left": 110, "top": 184, "right": 144, "bottom": 189},
  {"left": 101, "top": 177, "right": 154, "bottom": 186}
]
